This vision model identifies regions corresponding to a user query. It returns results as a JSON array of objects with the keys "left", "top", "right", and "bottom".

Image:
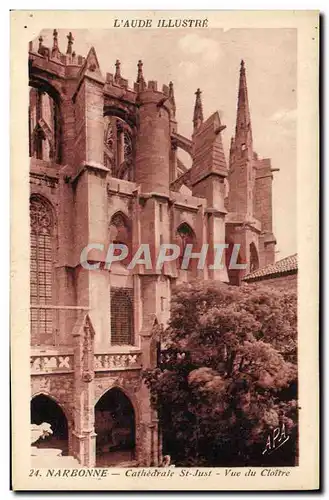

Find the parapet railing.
[{"left": 94, "top": 351, "right": 142, "bottom": 372}]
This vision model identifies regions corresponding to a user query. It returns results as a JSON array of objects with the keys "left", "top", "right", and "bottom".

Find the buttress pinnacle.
[
  {"left": 114, "top": 59, "right": 121, "bottom": 83},
  {"left": 169, "top": 81, "right": 176, "bottom": 117},
  {"left": 66, "top": 32, "right": 74, "bottom": 55},
  {"left": 193, "top": 88, "right": 204, "bottom": 133},
  {"left": 136, "top": 60, "right": 146, "bottom": 90}
]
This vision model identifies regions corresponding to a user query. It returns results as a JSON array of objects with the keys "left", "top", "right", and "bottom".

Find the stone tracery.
[{"left": 104, "top": 115, "right": 134, "bottom": 181}]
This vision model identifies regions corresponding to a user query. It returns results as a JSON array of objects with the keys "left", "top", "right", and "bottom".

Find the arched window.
[
  {"left": 104, "top": 116, "right": 134, "bottom": 181},
  {"left": 109, "top": 212, "right": 131, "bottom": 267},
  {"left": 249, "top": 242, "right": 259, "bottom": 273},
  {"left": 176, "top": 222, "right": 196, "bottom": 272},
  {"left": 225, "top": 239, "right": 246, "bottom": 286},
  {"left": 110, "top": 288, "right": 134, "bottom": 345},
  {"left": 29, "top": 86, "right": 61, "bottom": 162},
  {"left": 30, "top": 196, "right": 54, "bottom": 344}
]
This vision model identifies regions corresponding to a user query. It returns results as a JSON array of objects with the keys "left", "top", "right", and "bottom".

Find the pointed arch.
[
  {"left": 225, "top": 238, "right": 246, "bottom": 286},
  {"left": 95, "top": 387, "right": 136, "bottom": 466},
  {"left": 31, "top": 393, "right": 69, "bottom": 455},
  {"left": 109, "top": 211, "right": 132, "bottom": 267},
  {"left": 104, "top": 115, "right": 135, "bottom": 181},
  {"left": 28, "top": 81, "right": 62, "bottom": 163},
  {"left": 176, "top": 222, "right": 197, "bottom": 273},
  {"left": 249, "top": 242, "right": 259, "bottom": 273}
]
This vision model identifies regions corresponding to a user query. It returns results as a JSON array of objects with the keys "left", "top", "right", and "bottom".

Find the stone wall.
[{"left": 246, "top": 273, "right": 297, "bottom": 290}]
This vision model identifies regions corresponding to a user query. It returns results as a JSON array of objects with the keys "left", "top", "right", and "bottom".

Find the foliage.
[{"left": 143, "top": 281, "right": 298, "bottom": 466}]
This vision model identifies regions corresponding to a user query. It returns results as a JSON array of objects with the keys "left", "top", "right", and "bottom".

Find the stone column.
[{"left": 72, "top": 315, "right": 96, "bottom": 467}]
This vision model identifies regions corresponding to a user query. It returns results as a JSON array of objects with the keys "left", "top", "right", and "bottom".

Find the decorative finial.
[
  {"left": 169, "top": 81, "right": 176, "bottom": 117},
  {"left": 114, "top": 59, "right": 121, "bottom": 83},
  {"left": 137, "top": 60, "right": 143, "bottom": 80},
  {"left": 136, "top": 59, "right": 146, "bottom": 90},
  {"left": 66, "top": 32, "right": 74, "bottom": 55},
  {"left": 51, "top": 29, "right": 59, "bottom": 57},
  {"left": 193, "top": 88, "right": 204, "bottom": 132}
]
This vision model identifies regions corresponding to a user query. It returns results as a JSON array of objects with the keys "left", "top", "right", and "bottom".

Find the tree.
[{"left": 143, "top": 281, "right": 298, "bottom": 466}]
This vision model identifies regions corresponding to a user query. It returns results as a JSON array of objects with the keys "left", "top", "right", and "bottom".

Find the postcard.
[{"left": 10, "top": 10, "right": 319, "bottom": 491}]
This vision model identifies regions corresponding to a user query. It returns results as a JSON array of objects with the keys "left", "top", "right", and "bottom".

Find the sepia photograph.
[{"left": 10, "top": 10, "right": 319, "bottom": 491}]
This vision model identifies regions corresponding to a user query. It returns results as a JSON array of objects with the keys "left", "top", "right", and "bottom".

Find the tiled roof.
[{"left": 243, "top": 253, "right": 298, "bottom": 282}]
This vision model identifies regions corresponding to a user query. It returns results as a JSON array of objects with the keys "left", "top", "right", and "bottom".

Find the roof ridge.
[{"left": 243, "top": 253, "right": 298, "bottom": 281}]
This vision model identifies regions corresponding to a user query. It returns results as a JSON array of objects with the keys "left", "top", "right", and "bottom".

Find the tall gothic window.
[
  {"left": 104, "top": 116, "right": 134, "bottom": 181},
  {"left": 30, "top": 196, "right": 54, "bottom": 343},
  {"left": 110, "top": 288, "right": 134, "bottom": 345}
]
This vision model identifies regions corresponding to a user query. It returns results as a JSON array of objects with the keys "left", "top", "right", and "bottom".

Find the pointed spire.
[
  {"left": 136, "top": 60, "right": 146, "bottom": 89},
  {"left": 114, "top": 59, "right": 121, "bottom": 83},
  {"left": 235, "top": 59, "right": 252, "bottom": 142},
  {"left": 169, "top": 81, "right": 176, "bottom": 117},
  {"left": 51, "top": 29, "right": 59, "bottom": 57},
  {"left": 66, "top": 32, "right": 74, "bottom": 55},
  {"left": 193, "top": 88, "right": 204, "bottom": 133}
]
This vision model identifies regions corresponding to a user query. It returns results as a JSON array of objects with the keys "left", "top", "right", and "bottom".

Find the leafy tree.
[{"left": 143, "top": 281, "right": 298, "bottom": 466}]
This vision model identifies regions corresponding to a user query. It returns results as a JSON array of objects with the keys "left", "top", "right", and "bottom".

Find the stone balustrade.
[
  {"left": 30, "top": 353, "right": 74, "bottom": 374},
  {"left": 94, "top": 351, "right": 142, "bottom": 372},
  {"left": 30, "top": 350, "right": 142, "bottom": 375}
]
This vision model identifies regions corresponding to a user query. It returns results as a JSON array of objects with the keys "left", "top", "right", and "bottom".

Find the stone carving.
[
  {"left": 31, "top": 422, "right": 53, "bottom": 444},
  {"left": 81, "top": 319, "right": 95, "bottom": 383},
  {"left": 30, "top": 173, "right": 58, "bottom": 189},
  {"left": 33, "top": 376, "right": 51, "bottom": 393},
  {"left": 30, "top": 197, "right": 54, "bottom": 235},
  {"left": 111, "top": 212, "right": 127, "bottom": 229},
  {"left": 30, "top": 355, "right": 73, "bottom": 374},
  {"left": 104, "top": 121, "right": 115, "bottom": 173},
  {"left": 94, "top": 352, "right": 141, "bottom": 371},
  {"left": 123, "top": 130, "right": 133, "bottom": 165}
]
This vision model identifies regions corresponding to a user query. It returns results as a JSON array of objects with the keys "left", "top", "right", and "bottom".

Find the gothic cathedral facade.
[{"left": 29, "top": 31, "right": 276, "bottom": 467}]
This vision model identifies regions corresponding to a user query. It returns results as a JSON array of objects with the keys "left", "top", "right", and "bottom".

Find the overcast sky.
[{"left": 37, "top": 28, "right": 297, "bottom": 260}]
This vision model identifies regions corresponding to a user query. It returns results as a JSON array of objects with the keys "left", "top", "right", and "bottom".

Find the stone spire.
[
  {"left": 235, "top": 59, "right": 252, "bottom": 144},
  {"left": 193, "top": 88, "right": 204, "bottom": 133},
  {"left": 114, "top": 59, "right": 121, "bottom": 83},
  {"left": 136, "top": 60, "right": 146, "bottom": 90},
  {"left": 169, "top": 81, "right": 176, "bottom": 117},
  {"left": 51, "top": 29, "right": 60, "bottom": 57},
  {"left": 66, "top": 32, "right": 74, "bottom": 55}
]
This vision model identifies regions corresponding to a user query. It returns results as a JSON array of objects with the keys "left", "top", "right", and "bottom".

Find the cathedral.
[{"left": 29, "top": 30, "right": 276, "bottom": 467}]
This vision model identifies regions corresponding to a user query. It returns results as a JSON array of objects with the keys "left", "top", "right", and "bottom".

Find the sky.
[{"left": 37, "top": 28, "right": 297, "bottom": 260}]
